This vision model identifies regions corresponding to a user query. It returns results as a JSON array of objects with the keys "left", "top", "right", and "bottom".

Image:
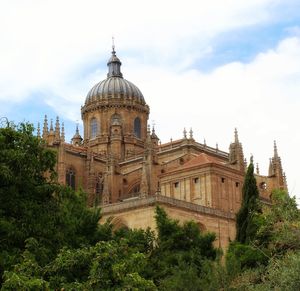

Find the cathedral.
[{"left": 38, "top": 46, "right": 287, "bottom": 250}]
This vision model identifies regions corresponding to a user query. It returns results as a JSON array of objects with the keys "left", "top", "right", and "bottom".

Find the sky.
[{"left": 1, "top": 0, "right": 300, "bottom": 201}]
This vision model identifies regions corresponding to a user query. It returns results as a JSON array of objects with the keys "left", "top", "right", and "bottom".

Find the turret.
[
  {"left": 268, "top": 141, "right": 286, "bottom": 190},
  {"left": 71, "top": 124, "right": 83, "bottom": 146},
  {"left": 229, "top": 128, "right": 245, "bottom": 172}
]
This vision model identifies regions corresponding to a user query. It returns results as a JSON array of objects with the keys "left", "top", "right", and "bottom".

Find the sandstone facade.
[{"left": 39, "top": 48, "right": 287, "bottom": 250}]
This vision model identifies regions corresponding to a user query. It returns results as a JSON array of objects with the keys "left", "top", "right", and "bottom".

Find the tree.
[
  {"left": 226, "top": 190, "right": 300, "bottom": 289},
  {"left": 236, "top": 160, "right": 261, "bottom": 244},
  {"left": 146, "top": 206, "right": 218, "bottom": 287},
  {"left": 0, "top": 123, "right": 103, "bottom": 284}
]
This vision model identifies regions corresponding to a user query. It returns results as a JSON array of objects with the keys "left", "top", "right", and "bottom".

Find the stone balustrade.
[{"left": 101, "top": 194, "right": 236, "bottom": 220}]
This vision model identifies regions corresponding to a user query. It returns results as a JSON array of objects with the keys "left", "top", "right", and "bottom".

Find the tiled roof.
[{"left": 180, "top": 153, "right": 224, "bottom": 170}]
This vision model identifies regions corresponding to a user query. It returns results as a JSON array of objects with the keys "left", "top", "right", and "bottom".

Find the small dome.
[{"left": 85, "top": 48, "right": 145, "bottom": 105}]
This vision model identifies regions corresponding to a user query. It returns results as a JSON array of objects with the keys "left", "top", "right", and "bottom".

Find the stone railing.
[{"left": 101, "top": 194, "right": 235, "bottom": 220}]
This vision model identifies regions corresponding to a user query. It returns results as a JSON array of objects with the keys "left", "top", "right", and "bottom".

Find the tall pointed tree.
[{"left": 236, "top": 158, "right": 261, "bottom": 244}]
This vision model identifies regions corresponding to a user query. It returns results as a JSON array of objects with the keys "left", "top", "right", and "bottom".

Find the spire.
[
  {"left": 49, "top": 119, "right": 54, "bottom": 133},
  {"left": 61, "top": 122, "right": 65, "bottom": 142},
  {"left": 273, "top": 140, "right": 278, "bottom": 158},
  {"left": 42, "top": 115, "right": 48, "bottom": 139},
  {"left": 234, "top": 128, "right": 239, "bottom": 143},
  {"left": 72, "top": 123, "right": 83, "bottom": 146},
  {"left": 183, "top": 128, "right": 187, "bottom": 139},
  {"left": 37, "top": 122, "right": 40, "bottom": 138},
  {"left": 107, "top": 41, "right": 123, "bottom": 78},
  {"left": 229, "top": 128, "right": 245, "bottom": 172},
  {"left": 256, "top": 163, "right": 260, "bottom": 174},
  {"left": 189, "top": 128, "right": 193, "bottom": 139},
  {"left": 55, "top": 116, "right": 60, "bottom": 140},
  {"left": 268, "top": 158, "right": 273, "bottom": 176}
]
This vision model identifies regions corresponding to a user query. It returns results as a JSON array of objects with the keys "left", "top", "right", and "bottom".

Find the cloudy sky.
[{"left": 1, "top": 0, "right": 300, "bottom": 201}]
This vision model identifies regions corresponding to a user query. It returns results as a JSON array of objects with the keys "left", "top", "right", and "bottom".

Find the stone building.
[{"left": 39, "top": 47, "right": 287, "bottom": 250}]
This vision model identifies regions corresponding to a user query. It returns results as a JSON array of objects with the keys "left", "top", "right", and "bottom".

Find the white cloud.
[
  {"left": 0, "top": 0, "right": 290, "bottom": 105},
  {"left": 129, "top": 36, "right": 300, "bottom": 198}
]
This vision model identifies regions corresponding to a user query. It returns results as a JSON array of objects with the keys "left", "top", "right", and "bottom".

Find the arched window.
[
  {"left": 66, "top": 168, "right": 76, "bottom": 190},
  {"left": 90, "top": 118, "right": 98, "bottom": 139},
  {"left": 134, "top": 117, "right": 141, "bottom": 138}
]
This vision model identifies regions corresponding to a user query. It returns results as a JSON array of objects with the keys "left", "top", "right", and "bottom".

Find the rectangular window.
[
  {"left": 221, "top": 177, "right": 225, "bottom": 183},
  {"left": 174, "top": 182, "right": 179, "bottom": 188},
  {"left": 194, "top": 177, "right": 199, "bottom": 184}
]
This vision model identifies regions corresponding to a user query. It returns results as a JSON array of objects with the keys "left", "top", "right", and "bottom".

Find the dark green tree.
[
  {"left": 236, "top": 160, "right": 261, "bottom": 244},
  {"left": 146, "top": 206, "right": 218, "bottom": 288},
  {"left": 0, "top": 122, "right": 103, "bottom": 284}
]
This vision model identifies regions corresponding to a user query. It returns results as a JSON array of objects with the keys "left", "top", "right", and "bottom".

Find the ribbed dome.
[
  {"left": 85, "top": 76, "right": 145, "bottom": 104},
  {"left": 85, "top": 48, "right": 145, "bottom": 105}
]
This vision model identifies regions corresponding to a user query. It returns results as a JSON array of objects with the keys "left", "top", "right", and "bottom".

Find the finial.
[
  {"left": 76, "top": 123, "right": 79, "bottom": 135},
  {"left": 183, "top": 128, "right": 187, "bottom": 139},
  {"left": 216, "top": 143, "right": 219, "bottom": 151},
  {"left": 151, "top": 120, "right": 156, "bottom": 134},
  {"left": 152, "top": 125, "right": 155, "bottom": 135},
  {"left": 189, "top": 128, "right": 193, "bottom": 139},
  {"left": 234, "top": 128, "right": 239, "bottom": 143},
  {"left": 256, "top": 163, "right": 260, "bottom": 174},
  {"left": 274, "top": 140, "right": 278, "bottom": 158},
  {"left": 204, "top": 138, "right": 206, "bottom": 146},
  {"left": 112, "top": 36, "right": 115, "bottom": 54},
  {"left": 147, "top": 124, "right": 151, "bottom": 134},
  {"left": 37, "top": 122, "right": 40, "bottom": 138}
]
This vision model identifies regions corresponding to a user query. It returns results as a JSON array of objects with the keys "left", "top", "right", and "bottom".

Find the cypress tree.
[{"left": 236, "top": 159, "right": 261, "bottom": 244}]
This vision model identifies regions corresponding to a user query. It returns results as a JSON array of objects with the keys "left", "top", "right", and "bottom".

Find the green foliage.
[
  {"left": 113, "top": 227, "right": 155, "bottom": 254},
  {"left": 255, "top": 189, "right": 300, "bottom": 255},
  {"left": 226, "top": 242, "right": 268, "bottom": 271},
  {"left": 236, "top": 162, "right": 261, "bottom": 244},
  {"left": 1, "top": 239, "right": 49, "bottom": 291},
  {"left": 225, "top": 189, "right": 300, "bottom": 290},
  {"left": 0, "top": 123, "right": 103, "bottom": 285},
  {"left": 147, "top": 206, "right": 217, "bottom": 287}
]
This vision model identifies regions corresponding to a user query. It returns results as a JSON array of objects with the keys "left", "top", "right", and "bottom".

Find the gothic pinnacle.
[
  {"left": 189, "top": 128, "right": 193, "bottom": 139},
  {"left": 61, "top": 122, "right": 65, "bottom": 142},
  {"left": 234, "top": 128, "right": 239, "bottom": 143},
  {"left": 183, "top": 128, "right": 187, "bottom": 139},
  {"left": 256, "top": 163, "right": 260, "bottom": 174},
  {"left": 274, "top": 140, "right": 278, "bottom": 158},
  {"left": 55, "top": 116, "right": 60, "bottom": 139},
  {"left": 42, "top": 115, "right": 48, "bottom": 139}
]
